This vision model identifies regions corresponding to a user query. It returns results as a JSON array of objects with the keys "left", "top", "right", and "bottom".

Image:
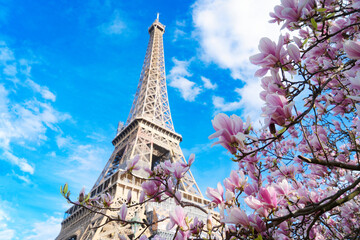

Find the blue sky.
[{"left": 0, "top": 0, "right": 282, "bottom": 239}]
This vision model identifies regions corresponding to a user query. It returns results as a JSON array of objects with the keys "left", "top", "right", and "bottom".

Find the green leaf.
[
  {"left": 246, "top": 125, "right": 251, "bottom": 133},
  {"left": 66, "top": 191, "right": 71, "bottom": 198},
  {"left": 85, "top": 193, "right": 90, "bottom": 202},
  {"left": 63, "top": 183, "right": 68, "bottom": 194},
  {"left": 302, "top": 38, "right": 308, "bottom": 47},
  {"left": 311, "top": 18, "right": 317, "bottom": 29},
  {"left": 316, "top": 8, "right": 326, "bottom": 12},
  {"left": 255, "top": 234, "right": 263, "bottom": 240},
  {"left": 278, "top": 127, "right": 287, "bottom": 134},
  {"left": 60, "top": 185, "right": 63, "bottom": 194},
  {"left": 326, "top": 12, "right": 335, "bottom": 19}
]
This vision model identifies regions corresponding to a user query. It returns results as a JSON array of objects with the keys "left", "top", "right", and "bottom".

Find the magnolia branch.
[{"left": 298, "top": 155, "right": 360, "bottom": 171}]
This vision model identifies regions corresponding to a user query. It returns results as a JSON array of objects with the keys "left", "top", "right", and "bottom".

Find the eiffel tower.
[{"left": 56, "top": 15, "right": 209, "bottom": 240}]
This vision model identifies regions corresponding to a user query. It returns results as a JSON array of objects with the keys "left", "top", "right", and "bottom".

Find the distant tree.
[{"left": 62, "top": 0, "right": 360, "bottom": 239}]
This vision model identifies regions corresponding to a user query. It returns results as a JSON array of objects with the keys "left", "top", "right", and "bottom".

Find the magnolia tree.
[{"left": 61, "top": 0, "right": 360, "bottom": 239}]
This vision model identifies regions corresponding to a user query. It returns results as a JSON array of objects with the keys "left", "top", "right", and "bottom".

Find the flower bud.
[{"left": 207, "top": 214, "right": 213, "bottom": 233}]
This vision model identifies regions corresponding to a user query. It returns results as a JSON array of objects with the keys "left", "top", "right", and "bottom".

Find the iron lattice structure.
[
  {"left": 56, "top": 17, "right": 209, "bottom": 240},
  {"left": 126, "top": 18, "right": 174, "bottom": 132}
]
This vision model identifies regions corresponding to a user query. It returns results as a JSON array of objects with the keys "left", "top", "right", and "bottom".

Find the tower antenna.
[{"left": 156, "top": 12, "right": 159, "bottom": 20}]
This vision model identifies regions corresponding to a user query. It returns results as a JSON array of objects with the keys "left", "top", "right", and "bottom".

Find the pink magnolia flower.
[
  {"left": 244, "top": 195, "right": 263, "bottom": 210},
  {"left": 160, "top": 160, "right": 173, "bottom": 175},
  {"left": 209, "top": 113, "right": 251, "bottom": 154},
  {"left": 206, "top": 182, "right": 224, "bottom": 205},
  {"left": 118, "top": 203, "right": 127, "bottom": 221},
  {"left": 188, "top": 153, "right": 195, "bottom": 166},
  {"left": 225, "top": 190, "right": 235, "bottom": 204},
  {"left": 244, "top": 195, "right": 269, "bottom": 217},
  {"left": 173, "top": 162, "right": 188, "bottom": 179},
  {"left": 126, "top": 155, "right": 141, "bottom": 172},
  {"left": 244, "top": 182, "right": 259, "bottom": 196},
  {"left": 160, "top": 161, "right": 188, "bottom": 179},
  {"left": 248, "top": 214, "right": 266, "bottom": 233},
  {"left": 167, "top": 206, "right": 187, "bottom": 230},
  {"left": 293, "top": 36, "right": 302, "bottom": 48},
  {"left": 223, "top": 178, "right": 235, "bottom": 193},
  {"left": 101, "top": 192, "right": 113, "bottom": 207},
  {"left": 189, "top": 217, "right": 204, "bottom": 235},
  {"left": 287, "top": 44, "right": 301, "bottom": 62},
  {"left": 259, "top": 186, "right": 278, "bottom": 209},
  {"left": 348, "top": 71, "right": 360, "bottom": 90},
  {"left": 250, "top": 36, "right": 287, "bottom": 77},
  {"left": 270, "top": 0, "right": 311, "bottom": 28},
  {"left": 273, "top": 164, "right": 297, "bottom": 179},
  {"left": 260, "top": 70, "right": 286, "bottom": 101},
  {"left": 143, "top": 166, "right": 153, "bottom": 177},
  {"left": 75, "top": 187, "right": 98, "bottom": 207},
  {"left": 263, "top": 93, "right": 294, "bottom": 126},
  {"left": 224, "top": 170, "right": 248, "bottom": 192},
  {"left": 77, "top": 186, "right": 86, "bottom": 204},
  {"left": 127, "top": 190, "right": 132, "bottom": 203},
  {"left": 344, "top": 40, "right": 360, "bottom": 60},
  {"left": 273, "top": 179, "right": 290, "bottom": 195},
  {"left": 174, "top": 191, "right": 182, "bottom": 205},
  {"left": 175, "top": 231, "right": 190, "bottom": 240},
  {"left": 139, "top": 191, "right": 145, "bottom": 203},
  {"left": 223, "top": 207, "right": 250, "bottom": 227},
  {"left": 141, "top": 181, "right": 159, "bottom": 198}
]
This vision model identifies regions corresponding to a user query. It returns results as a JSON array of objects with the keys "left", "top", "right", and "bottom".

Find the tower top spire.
[
  {"left": 125, "top": 15, "right": 172, "bottom": 131},
  {"left": 156, "top": 12, "right": 159, "bottom": 21}
]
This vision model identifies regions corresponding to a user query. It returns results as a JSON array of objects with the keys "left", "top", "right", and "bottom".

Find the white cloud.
[
  {"left": 0, "top": 43, "right": 18, "bottom": 82},
  {"left": 0, "top": 42, "right": 70, "bottom": 177},
  {"left": 201, "top": 76, "right": 217, "bottom": 90},
  {"left": 0, "top": 85, "right": 70, "bottom": 151},
  {"left": 0, "top": 42, "right": 14, "bottom": 62},
  {"left": 12, "top": 171, "right": 31, "bottom": 183},
  {"left": 182, "top": 142, "right": 212, "bottom": 158},
  {"left": 0, "top": 229, "right": 15, "bottom": 240},
  {"left": 25, "top": 216, "right": 62, "bottom": 240},
  {"left": 168, "top": 58, "right": 202, "bottom": 101},
  {"left": 192, "top": 0, "right": 281, "bottom": 80},
  {"left": 173, "top": 20, "right": 187, "bottom": 42},
  {"left": 212, "top": 95, "right": 242, "bottom": 112},
  {"left": 19, "top": 59, "right": 32, "bottom": 76},
  {"left": 2, "top": 151, "right": 34, "bottom": 174},
  {"left": 100, "top": 10, "right": 126, "bottom": 35},
  {"left": 26, "top": 79, "right": 56, "bottom": 102},
  {"left": 69, "top": 144, "right": 107, "bottom": 170},
  {"left": 3, "top": 64, "right": 16, "bottom": 76},
  {"left": 0, "top": 202, "right": 15, "bottom": 240},
  {"left": 212, "top": 80, "right": 264, "bottom": 126},
  {"left": 234, "top": 81, "right": 264, "bottom": 126},
  {"left": 59, "top": 143, "right": 110, "bottom": 189},
  {"left": 192, "top": 0, "right": 281, "bottom": 125},
  {"left": 86, "top": 132, "right": 108, "bottom": 142},
  {"left": 173, "top": 28, "right": 186, "bottom": 42},
  {"left": 0, "top": 207, "right": 10, "bottom": 222},
  {"left": 176, "top": 20, "right": 186, "bottom": 27},
  {"left": 56, "top": 135, "right": 72, "bottom": 148}
]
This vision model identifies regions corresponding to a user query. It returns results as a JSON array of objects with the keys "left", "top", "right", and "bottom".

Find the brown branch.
[
  {"left": 181, "top": 201, "right": 208, "bottom": 214},
  {"left": 268, "top": 176, "right": 360, "bottom": 228},
  {"left": 298, "top": 155, "right": 360, "bottom": 171}
]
